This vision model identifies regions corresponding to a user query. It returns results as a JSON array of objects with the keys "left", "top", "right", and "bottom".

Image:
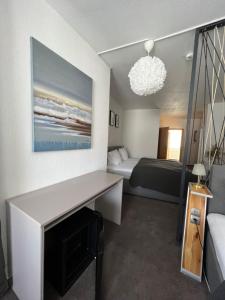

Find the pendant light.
[{"left": 128, "top": 40, "right": 167, "bottom": 96}]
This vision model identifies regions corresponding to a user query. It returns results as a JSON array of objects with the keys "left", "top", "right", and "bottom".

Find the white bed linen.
[
  {"left": 107, "top": 158, "right": 139, "bottom": 179},
  {"left": 207, "top": 213, "right": 225, "bottom": 279},
  {"left": 108, "top": 150, "right": 122, "bottom": 166},
  {"left": 119, "top": 148, "right": 129, "bottom": 161}
]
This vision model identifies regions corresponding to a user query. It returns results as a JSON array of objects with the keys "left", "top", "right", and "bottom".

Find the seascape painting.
[{"left": 31, "top": 38, "right": 92, "bottom": 152}]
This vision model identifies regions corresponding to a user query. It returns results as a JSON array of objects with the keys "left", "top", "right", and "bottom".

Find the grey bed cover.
[{"left": 129, "top": 158, "right": 195, "bottom": 197}]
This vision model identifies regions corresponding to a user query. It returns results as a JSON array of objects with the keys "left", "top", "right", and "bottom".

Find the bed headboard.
[
  {"left": 208, "top": 165, "right": 225, "bottom": 215},
  {"left": 108, "top": 145, "right": 123, "bottom": 152}
]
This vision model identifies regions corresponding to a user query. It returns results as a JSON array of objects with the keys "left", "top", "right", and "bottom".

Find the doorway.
[
  {"left": 167, "top": 129, "right": 183, "bottom": 160},
  {"left": 157, "top": 127, "right": 183, "bottom": 161}
]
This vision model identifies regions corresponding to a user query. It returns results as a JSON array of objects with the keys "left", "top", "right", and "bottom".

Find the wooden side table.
[{"left": 181, "top": 183, "right": 213, "bottom": 281}]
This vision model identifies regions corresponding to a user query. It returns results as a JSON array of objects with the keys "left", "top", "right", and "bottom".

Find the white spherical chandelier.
[{"left": 128, "top": 40, "right": 167, "bottom": 96}]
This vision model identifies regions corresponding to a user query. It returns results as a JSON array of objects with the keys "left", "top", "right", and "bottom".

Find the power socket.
[
  {"left": 190, "top": 208, "right": 201, "bottom": 225},
  {"left": 190, "top": 214, "right": 200, "bottom": 225}
]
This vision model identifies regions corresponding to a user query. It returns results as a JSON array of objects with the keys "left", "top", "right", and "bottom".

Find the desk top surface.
[
  {"left": 8, "top": 171, "right": 123, "bottom": 226},
  {"left": 189, "top": 182, "right": 213, "bottom": 198}
]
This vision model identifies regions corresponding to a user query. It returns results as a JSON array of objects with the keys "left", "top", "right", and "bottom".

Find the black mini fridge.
[{"left": 44, "top": 207, "right": 104, "bottom": 299}]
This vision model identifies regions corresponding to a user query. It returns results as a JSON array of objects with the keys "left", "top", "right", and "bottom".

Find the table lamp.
[{"left": 192, "top": 163, "right": 206, "bottom": 188}]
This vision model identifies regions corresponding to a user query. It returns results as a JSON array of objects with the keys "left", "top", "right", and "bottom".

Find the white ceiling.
[
  {"left": 107, "top": 30, "right": 195, "bottom": 114},
  {"left": 47, "top": 0, "right": 225, "bottom": 115}
]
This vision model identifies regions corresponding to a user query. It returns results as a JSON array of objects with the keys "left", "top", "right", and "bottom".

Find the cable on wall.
[{"left": 188, "top": 23, "right": 225, "bottom": 170}]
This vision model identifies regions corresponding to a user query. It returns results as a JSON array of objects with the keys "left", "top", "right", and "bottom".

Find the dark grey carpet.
[
  {"left": 102, "top": 194, "right": 209, "bottom": 300},
  {"left": 4, "top": 194, "right": 209, "bottom": 300}
]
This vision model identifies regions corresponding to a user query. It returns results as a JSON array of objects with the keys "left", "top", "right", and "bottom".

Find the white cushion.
[
  {"left": 119, "top": 148, "right": 129, "bottom": 161},
  {"left": 107, "top": 158, "right": 139, "bottom": 179},
  {"left": 108, "top": 150, "right": 122, "bottom": 166},
  {"left": 207, "top": 213, "right": 225, "bottom": 279}
]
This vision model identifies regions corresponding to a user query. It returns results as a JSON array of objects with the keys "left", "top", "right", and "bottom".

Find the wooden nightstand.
[{"left": 181, "top": 183, "right": 213, "bottom": 281}]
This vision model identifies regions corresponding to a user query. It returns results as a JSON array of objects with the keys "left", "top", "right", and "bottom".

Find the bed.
[
  {"left": 204, "top": 165, "right": 225, "bottom": 296},
  {"left": 107, "top": 146, "right": 193, "bottom": 204},
  {"left": 108, "top": 158, "right": 139, "bottom": 180}
]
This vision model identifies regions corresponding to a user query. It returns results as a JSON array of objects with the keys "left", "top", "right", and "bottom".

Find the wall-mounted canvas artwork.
[{"left": 31, "top": 38, "right": 92, "bottom": 152}]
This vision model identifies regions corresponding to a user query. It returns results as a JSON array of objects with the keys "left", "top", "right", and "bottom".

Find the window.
[{"left": 167, "top": 129, "right": 183, "bottom": 160}]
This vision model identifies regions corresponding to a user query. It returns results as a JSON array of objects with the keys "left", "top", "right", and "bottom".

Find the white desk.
[{"left": 7, "top": 170, "right": 123, "bottom": 300}]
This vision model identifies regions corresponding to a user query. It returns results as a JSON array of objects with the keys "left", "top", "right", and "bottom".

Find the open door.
[{"left": 157, "top": 127, "right": 169, "bottom": 159}]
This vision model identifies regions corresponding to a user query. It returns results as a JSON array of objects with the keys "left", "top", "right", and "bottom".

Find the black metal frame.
[
  {"left": 199, "top": 19, "right": 225, "bottom": 33},
  {"left": 177, "top": 18, "right": 225, "bottom": 241}
]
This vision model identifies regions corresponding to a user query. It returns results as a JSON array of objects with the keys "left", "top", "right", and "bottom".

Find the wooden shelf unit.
[{"left": 181, "top": 183, "right": 213, "bottom": 281}]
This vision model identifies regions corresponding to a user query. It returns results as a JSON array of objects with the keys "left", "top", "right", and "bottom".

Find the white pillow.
[
  {"left": 119, "top": 148, "right": 129, "bottom": 161},
  {"left": 108, "top": 150, "right": 122, "bottom": 166}
]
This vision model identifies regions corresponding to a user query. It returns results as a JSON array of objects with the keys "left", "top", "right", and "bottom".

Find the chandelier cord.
[
  {"left": 201, "top": 35, "right": 207, "bottom": 162},
  {"left": 207, "top": 32, "right": 225, "bottom": 72},
  {"left": 203, "top": 36, "right": 225, "bottom": 168},
  {"left": 203, "top": 35, "right": 218, "bottom": 147},
  {"left": 204, "top": 27, "right": 225, "bottom": 158},
  {"left": 188, "top": 24, "right": 225, "bottom": 184},
  {"left": 189, "top": 39, "right": 204, "bottom": 164},
  {"left": 203, "top": 36, "right": 225, "bottom": 151}
]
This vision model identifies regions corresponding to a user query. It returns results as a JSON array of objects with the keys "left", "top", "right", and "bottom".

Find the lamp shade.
[
  {"left": 128, "top": 40, "right": 167, "bottom": 96},
  {"left": 128, "top": 56, "right": 167, "bottom": 96},
  {"left": 192, "top": 164, "right": 206, "bottom": 176}
]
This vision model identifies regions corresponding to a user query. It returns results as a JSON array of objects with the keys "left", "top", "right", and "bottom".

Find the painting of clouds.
[{"left": 31, "top": 38, "right": 92, "bottom": 152}]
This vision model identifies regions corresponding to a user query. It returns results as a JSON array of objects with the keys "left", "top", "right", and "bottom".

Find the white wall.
[
  {"left": 160, "top": 115, "right": 186, "bottom": 129},
  {"left": 108, "top": 97, "right": 124, "bottom": 146},
  {"left": 0, "top": 0, "right": 110, "bottom": 273},
  {"left": 123, "top": 109, "right": 160, "bottom": 158}
]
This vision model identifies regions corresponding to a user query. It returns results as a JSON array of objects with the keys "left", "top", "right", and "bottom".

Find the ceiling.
[{"left": 47, "top": 0, "right": 225, "bottom": 115}]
